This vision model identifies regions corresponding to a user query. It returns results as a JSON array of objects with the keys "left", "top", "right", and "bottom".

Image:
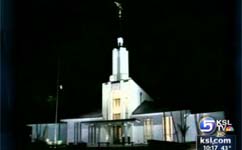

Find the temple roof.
[
  {"left": 132, "top": 100, "right": 224, "bottom": 115},
  {"left": 132, "top": 101, "right": 173, "bottom": 115},
  {"left": 81, "top": 118, "right": 137, "bottom": 124},
  {"left": 79, "top": 110, "right": 102, "bottom": 118}
]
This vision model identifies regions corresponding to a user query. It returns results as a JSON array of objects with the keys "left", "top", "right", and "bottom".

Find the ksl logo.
[
  {"left": 199, "top": 116, "right": 234, "bottom": 135},
  {"left": 216, "top": 120, "right": 233, "bottom": 132},
  {"left": 199, "top": 117, "right": 217, "bottom": 134}
]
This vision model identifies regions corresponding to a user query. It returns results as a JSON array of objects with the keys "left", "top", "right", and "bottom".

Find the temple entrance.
[
  {"left": 113, "top": 125, "right": 122, "bottom": 144},
  {"left": 83, "top": 118, "right": 136, "bottom": 145}
]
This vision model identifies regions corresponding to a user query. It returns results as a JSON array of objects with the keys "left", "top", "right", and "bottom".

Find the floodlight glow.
[
  {"left": 106, "top": 135, "right": 109, "bottom": 141},
  {"left": 57, "top": 140, "right": 63, "bottom": 145},
  {"left": 46, "top": 138, "right": 53, "bottom": 145},
  {"left": 45, "top": 138, "right": 62, "bottom": 145},
  {"left": 135, "top": 120, "right": 141, "bottom": 123}
]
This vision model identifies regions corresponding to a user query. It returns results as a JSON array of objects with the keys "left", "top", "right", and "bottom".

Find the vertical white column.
[
  {"left": 119, "top": 47, "right": 129, "bottom": 79},
  {"left": 79, "top": 123, "right": 82, "bottom": 143},
  {"left": 88, "top": 125, "right": 90, "bottom": 144},
  {"left": 102, "top": 83, "right": 112, "bottom": 120},
  {"left": 94, "top": 125, "right": 96, "bottom": 144},
  {"left": 112, "top": 48, "right": 118, "bottom": 76},
  {"left": 98, "top": 126, "right": 100, "bottom": 143},
  {"left": 74, "top": 123, "right": 77, "bottom": 144},
  {"left": 102, "top": 83, "right": 106, "bottom": 120},
  {"left": 32, "top": 125, "right": 36, "bottom": 142}
]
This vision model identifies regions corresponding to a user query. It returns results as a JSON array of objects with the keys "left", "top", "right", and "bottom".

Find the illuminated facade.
[
  {"left": 28, "top": 37, "right": 225, "bottom": 145},
  {"left": 59, "top": 37, "right": 224, "bottom": 145}
]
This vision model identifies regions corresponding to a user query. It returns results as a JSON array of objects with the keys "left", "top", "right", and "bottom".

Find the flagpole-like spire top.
[
  {"left": 114, "top": 1, "right": 124, "bottom": 46},
  {"left": 114, "top": 1, "right": 123, "bottom": 19}
]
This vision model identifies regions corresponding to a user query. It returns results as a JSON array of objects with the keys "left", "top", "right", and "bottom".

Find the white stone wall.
[
  {"left": 81, "top": 124, "right": 89, "bottom": 143},
  {"left": 67, "top": 122, "right": 74, "bottom": 144},
  {"left": 132, "top": 111, "right": 188, "bottom": 143},
  {"left": 99, "top": 126, "right": 108, "bottom": 142},
  {"left": 102, "top": 79, "right": 153, "bottom": 121},
  {"left": 185, "top": 115, "right": 198, "bottom": 142},
  {"left": 60, "top": 124, "right": 67, "bottom": 143},
  {"left": 102, "top": 82, "right": 111, "bottom": 120},
  {"left": 152, "top": 124, "right": 162, "bottom": 141},
  {"left": 124, "top": 79, "right": 153, "bottom": 118},
  {"left": 46, "top": 124, "right": 54, "bottom": 140},
  {"left": 132, "top": 125, "right": 144, "bottom": 144}
]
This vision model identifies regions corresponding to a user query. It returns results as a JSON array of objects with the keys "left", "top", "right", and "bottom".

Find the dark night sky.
[{"left": 14, "top": 0, "right": 236, "bottom": 125}]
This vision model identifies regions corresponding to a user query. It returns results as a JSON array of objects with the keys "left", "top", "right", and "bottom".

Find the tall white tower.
[
  {"left": 109, "top": 37, "right": 129, "bottom": 81},
  {"left": 102, "top": 1, "right": 153, "bottom": 121}
]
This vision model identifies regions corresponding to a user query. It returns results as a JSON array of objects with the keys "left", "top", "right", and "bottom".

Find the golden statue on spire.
[{"left": 114, "top": 1, "right": 123, "bottom": 19}]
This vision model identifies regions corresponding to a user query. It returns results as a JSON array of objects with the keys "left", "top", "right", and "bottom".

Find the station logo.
[{"left": 199, "top": 116, "right": 234, "bottom": 136}]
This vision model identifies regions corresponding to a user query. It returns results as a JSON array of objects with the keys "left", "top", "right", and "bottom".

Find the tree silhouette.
[{"left": 177, "top": 114, "right": 189, "bottom": 143}]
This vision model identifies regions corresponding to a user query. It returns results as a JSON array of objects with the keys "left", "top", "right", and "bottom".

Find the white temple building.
[
  {"left": 27, "top": 1, "right": 225, "bottom": 146},
  {"left": 28, "top": 37, "right": 225, "bottom": 146}
]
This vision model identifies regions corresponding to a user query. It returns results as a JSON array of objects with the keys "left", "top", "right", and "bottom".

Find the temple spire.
[
  {"left": 114, "top": 1, "right": 124, "bottom": 38},
  {"left": 114, "top": 1, "right": 123, "bottom": 19},
  {"left": 109, "top": 1, "right": 129, "bottom": 82}
]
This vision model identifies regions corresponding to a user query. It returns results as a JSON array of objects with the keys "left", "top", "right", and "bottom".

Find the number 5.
[{"left": 201, "top": 120, "right": 215, "bottom": 132}]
